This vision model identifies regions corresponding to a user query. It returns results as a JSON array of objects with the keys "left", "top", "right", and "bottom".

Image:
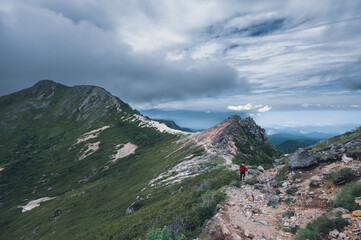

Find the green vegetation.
[
  {"left": 310, "top": 127, "right": 361, "bottom": 152},
  {"left": 232, "top": 126, "right": 281, "bottom": 169},
  {"left": 245, "top": 176, "right": 258, "bottom": 185},
  {"left": 275, "top": 161, "right": 290, "bottom": 183},
  {"left": 333, "top": 181, "right": 361, "bottom": 211},
  {"left": 0, "top": 82, "right": 232, "bottom": 240},
  {"left": 0, "top": 81, "right": 279, "bottom": 240},
  {"left": 76, "top": 169, "right": 235, "bottom": 239},
  {"left": 283, "top": 196, "right": 295, "bottom": 205},
  {"left": 294, "top": 215, "right": 347, "bottom": 240},
  {"left": 229, "top": 180, "right": 241, "bottom": 188},
  {"left": 140, "top": 226, "right": 186, "bottom": 240},
  {"left": 276, "top": 140, "right": 308, "bottom": 154},
  {"left": 330, "top": 168, "right": 355, "bottom": 185},
  {"left": 283, "top": 211, "right": 292, "bottom": 218},
  {"left": 292, "top": 172, "right": 302, "bottom": 181},
  {"left": 268, "top": 133, "right": 323, "bottom": 146}
]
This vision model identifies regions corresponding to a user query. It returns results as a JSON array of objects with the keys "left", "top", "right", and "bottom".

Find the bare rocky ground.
[{"left": 202, "top": 160, "right": 361, "bottom": 240}]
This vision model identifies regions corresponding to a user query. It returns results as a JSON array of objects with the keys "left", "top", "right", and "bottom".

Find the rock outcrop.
[
  {"left": 186, "top": 115, "right": 277, "bottom": 157},
  {"left": 289, "top": 148, "right": 317, "bottom": 169}
]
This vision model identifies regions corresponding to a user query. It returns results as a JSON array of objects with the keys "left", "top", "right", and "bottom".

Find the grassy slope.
[
  {"left": 232, "top": 125, "right": 281, "bottom": 168},
  {"left": 309, "top": 127, "right": 361, "bottom": 153},
  {"left": 276, "top": 140, "right": 308, "bottom": 154},
  {"left": 0, "top": 82, "right": 240, "bottom": 240}
]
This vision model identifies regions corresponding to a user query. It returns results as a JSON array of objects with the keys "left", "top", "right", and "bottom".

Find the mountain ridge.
[{"left": 0, "top": 80, "right": 279, "bottom": 239}]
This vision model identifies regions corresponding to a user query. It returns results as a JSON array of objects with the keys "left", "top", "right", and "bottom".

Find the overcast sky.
[{"left": 1, "top": 0, "right": 360, "bottom": 127}]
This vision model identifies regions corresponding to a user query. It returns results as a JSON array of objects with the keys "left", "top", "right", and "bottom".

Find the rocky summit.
[{"left": 0, "top": 80, "right": 360, "bottom": 240}]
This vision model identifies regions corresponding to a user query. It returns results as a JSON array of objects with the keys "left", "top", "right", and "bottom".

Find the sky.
[{"left": 0, "top": 0, "right": 361, "bottom": 129}]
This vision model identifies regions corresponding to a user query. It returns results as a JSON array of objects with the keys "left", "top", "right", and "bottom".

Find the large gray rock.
[
  {"left": 267, "top": 195, "right": 279, "bottom": 207},
  {"left": 289, "top": 148, "right": 317, "bottom": 169},
  {"left": 248, "top": 169, "right": 261, "bottom": 175},
  {"left": 125, "top": 202, "right": 142, "bottom": 215}
]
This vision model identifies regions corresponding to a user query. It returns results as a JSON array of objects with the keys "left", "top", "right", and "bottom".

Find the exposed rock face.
[
  {"left": 207, "top": 225, "right": 225, "bottom": 240},
  {"left": 289, "top": 148, "right": 317, "bottom": 169},
  {"left": 187, "top": 115, "right": 272, "bottom": 156}
]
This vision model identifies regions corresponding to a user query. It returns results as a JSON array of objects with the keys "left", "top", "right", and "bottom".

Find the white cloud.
[
  {"left": 166, "top": 51, "right": 186, "bottom": 61},
  {"left": 258, "top": 105, "right": 272, "bottom": 112},
  {"left": 351, "top": 104, "right": 360, "bottom": 108},
  {"left": 302, "top": 103, "right": 310, "bottom": 108},
  {"left": 228, "top": 103, "right": 271, "bottom": 112},
  {"left": 227, "top": 103, "right": 253, "bottom": 111},
  {"left": 191, "top": 43, "right": 223, "bottom": 59}
]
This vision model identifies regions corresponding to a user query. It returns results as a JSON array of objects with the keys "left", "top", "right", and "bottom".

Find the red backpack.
[{"left": 240, "top": 165, "right": 246, "bottom": 173}]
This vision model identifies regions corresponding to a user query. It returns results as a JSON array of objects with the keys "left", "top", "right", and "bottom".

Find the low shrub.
[
  {"left": 330, "top": 168, "right": 355, "bottom": 185},
  {"left": 275, "top": 163, "right": 290, "bottom": 183},
  {"left": 333, "top": 181, "right": 361, "bottom": 211},
  {"left": 292, "top": 172, "right": 302, "bottom": 181},
  {"left": 294, "top": 215, "right": 348, "bottom": 240},
  {"left": 284, "top": 196, "right": 296, "bottom": 205},
  {"left": 229, "top": 180, "right": 240, "bottom": 188},
  {"left": 141, "top": 226, "right": 186, "bottom": 240},
  {"left": 245, "top": 176, "right": 258, "bottom": 185}
]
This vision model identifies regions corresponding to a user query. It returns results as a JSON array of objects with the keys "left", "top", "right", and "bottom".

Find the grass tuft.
[
  {"left": 330, "top": 168, "right": 355, "bottom": 185},
  {"left": 333, "top": 181, "right": 361, "bottom": 211},
  {"left": 294, "top": 215, "right": 348, "bottom": 240}
]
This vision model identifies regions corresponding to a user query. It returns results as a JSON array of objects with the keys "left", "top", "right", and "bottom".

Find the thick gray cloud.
[
  {"left": 0, "top": 0, "right": 360, "bottom": 111},
  {"left": 0, "top": 0, "right": 244, "bottom": 102},
  {"left": 333, "top": 59, "right": 361, "bottom": 90}
]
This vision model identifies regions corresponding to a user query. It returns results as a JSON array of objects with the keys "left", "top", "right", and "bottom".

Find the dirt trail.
[{"left": 205, "top": 160, "right": 361, "bottom": 240}]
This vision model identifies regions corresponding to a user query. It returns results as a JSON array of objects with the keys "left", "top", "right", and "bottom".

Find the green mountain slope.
[
  {"left": 0, "top": 80, "right": 278, "bottom": 240},
  {"left": 276, "top": 140, "right": 309, "bottom": 154},
  {"left": 268, "top": 133, "right": 323, "bottom": 145}
]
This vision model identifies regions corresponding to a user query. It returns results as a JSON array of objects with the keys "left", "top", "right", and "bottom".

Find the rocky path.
[{"left": 204, "top": 160, "right": 361, "bottom": 240}]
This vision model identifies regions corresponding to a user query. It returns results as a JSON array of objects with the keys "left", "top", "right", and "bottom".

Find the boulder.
[
  {"left": 125, "top": 201, "right": 142, "bottom": 215},
  {"left": 267, "top": 195, "right": 279, "bottom": 207},
  {"left": 338, "top": 233, "right": 347, "bottom": 239},
  {"left": 254, "top": 184, "right": 266, "bottom": 191},
  {"left": 329, "top": 229, "right": 339, "bottom": 238},
  {"left": 256, "top": 220, "right": 268, "bottom": 226},
  {"left": 289, "top": 148, "right": 317, "bottom": 169},
  {"left": 310, "top": 179, "right": 322, "bottom": 188},
  {"left": 285, "top": 186, "right": 298, "bottom": 195},
  {"left": 49, "top": 209, "right": 62, "bottom": 220},
  {"left": 257, "top": 166, "right": 265, "bottom": 172},
  {"left": 342, "top": 154, "right": 353, "bottom": 163},
  {"left": 352, "top": 210, "right": 361, "bottom": 217},
  {"left": 248, "top": 169, "right": 261, "bottom": 175}
]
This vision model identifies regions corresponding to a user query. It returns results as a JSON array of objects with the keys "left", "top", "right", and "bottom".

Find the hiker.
[{"left": 239, "top": 162, "right": 249, "bottom": 181}]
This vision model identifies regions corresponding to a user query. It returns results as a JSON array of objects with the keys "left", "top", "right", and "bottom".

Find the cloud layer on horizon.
[{"left": 0, "top": 0, "right": 360, "bottom": 111}]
